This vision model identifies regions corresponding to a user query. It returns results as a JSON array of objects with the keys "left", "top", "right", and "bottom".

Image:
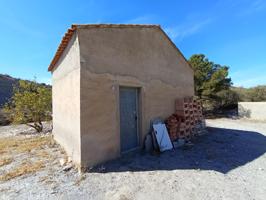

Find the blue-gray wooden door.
[{"left": 119, "top": 87, "right": 139, "bottom": 152}]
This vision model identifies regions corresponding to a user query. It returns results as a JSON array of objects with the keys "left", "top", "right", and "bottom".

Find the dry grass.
[
  {"left": 0, "top": 135, "right": 55, "bottom": 155},
  {"left": 0, "top": 157, "right": 13, "bottom": 167},
  {"left": 0, "top": 160, "right": 45, "bottom": 181},
  {"left": 38, "top": 175, "right": 57, "bottom": 185},
  {"left": 39, "top": 175, "right": 50, "bottom": 183},
  {"left": 35, "top": 149, "right": 51, "bottom": 159},
  {"left": 0, "top": 134, "right": 60, "bottom": 182}
]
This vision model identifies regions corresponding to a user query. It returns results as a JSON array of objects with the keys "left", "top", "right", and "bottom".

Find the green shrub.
[{"left": 3, "top": 80, "right": 52, "bottom": 132}]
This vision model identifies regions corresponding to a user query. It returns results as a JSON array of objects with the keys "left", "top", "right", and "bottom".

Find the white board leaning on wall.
[{"left": 153, "top": 123, "right": 173, "bottom": 152}]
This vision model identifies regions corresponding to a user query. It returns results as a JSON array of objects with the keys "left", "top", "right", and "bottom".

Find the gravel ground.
[
  {"left": 0, "top": 121, "right": 52, "bottom": 138},
  {"left": 0, "top": 118, "right": 266, "bottom": 200}
]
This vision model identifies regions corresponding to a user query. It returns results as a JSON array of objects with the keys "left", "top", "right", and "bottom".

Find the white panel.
[{"left": 153, "top": 123, "right": 173, "bottom": 152}]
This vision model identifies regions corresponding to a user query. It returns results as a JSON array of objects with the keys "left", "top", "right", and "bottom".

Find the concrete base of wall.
[{"left": 238, "top": 102, "right": 266, "bottom": 121}]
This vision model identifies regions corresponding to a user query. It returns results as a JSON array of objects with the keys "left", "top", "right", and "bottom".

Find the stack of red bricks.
[
  {"left": 165, "top": 114, "right": 183, "bottom": 141},
  {"left": 165, "top": 97, "right": 204, "bottom": 141}
]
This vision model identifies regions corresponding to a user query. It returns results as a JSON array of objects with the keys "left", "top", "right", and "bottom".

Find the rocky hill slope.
[{"left": 0, "top": 74, "right": 19, "bottom": 107}]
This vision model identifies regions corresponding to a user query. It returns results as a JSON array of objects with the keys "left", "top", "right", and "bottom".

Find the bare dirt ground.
[{"left": 0, "top": 119, "right": 266, "bottom": 200}]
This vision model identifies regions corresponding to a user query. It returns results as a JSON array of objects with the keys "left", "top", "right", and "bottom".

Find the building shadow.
[{"left": 91, "top": 127, "right": 266, "bottom": 174}]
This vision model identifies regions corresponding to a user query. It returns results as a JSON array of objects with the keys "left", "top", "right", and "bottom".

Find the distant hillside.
[
  {"left": 232, "top": 85, "right": 266, "bottom": 102},
  {"left": 0, "top": 74, "right": 19, "bottom": 107}
]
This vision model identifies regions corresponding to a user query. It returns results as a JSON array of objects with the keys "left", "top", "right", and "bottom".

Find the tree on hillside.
[
  {"left": 188, "top": 54, "right": 232, "bottom": 99},
  {"left": 4, "top": 80, "right": 52, "bottom": 132}
]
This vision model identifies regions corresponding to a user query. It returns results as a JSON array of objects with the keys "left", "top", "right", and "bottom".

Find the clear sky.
[{"left": 0, "top": 0, "right": 265, "bottom": 87}]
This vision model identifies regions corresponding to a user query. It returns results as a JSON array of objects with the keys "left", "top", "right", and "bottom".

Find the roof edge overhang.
[
  {"left": 48, "top": 24, "right": 78, "bottom": 71},
  {"left": 48, "top": 24, "right": 193, "bottom": 72}
]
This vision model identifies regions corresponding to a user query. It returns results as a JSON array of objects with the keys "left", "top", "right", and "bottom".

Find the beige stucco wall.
[
  {"left": 238, "top": 102, "right": 266, "bottom": 121},
  {"left": 52, "top": 33, "right": 81, "bottom": 165},
  {"left": 77, "top": 27, "right": 194, "bottom": 167}
]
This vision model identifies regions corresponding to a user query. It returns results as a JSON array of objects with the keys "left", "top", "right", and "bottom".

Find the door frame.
[{"left": 118, "top": 86, "right": 141, "bottom": 153}]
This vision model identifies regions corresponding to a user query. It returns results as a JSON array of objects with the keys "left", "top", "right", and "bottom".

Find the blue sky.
[{"left": 0, "top": 0, "right": 265, "bottom": 87}]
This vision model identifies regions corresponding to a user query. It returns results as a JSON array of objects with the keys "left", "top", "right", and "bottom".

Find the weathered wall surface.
[
  {"left": 52, "top": 33, "right": 81, "bottom": 165},
  {"left": 238, "top": 102, "right": 266, "bottom": 121},
  {"left": 78, "top": 27, "right": 194, "bottom": 167}
]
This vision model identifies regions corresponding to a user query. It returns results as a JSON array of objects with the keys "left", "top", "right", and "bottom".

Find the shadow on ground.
[{"left": 91, "top": 127, "right": 266, "bottom": 174}]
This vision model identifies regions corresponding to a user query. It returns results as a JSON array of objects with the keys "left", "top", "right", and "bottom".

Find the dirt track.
[{"left": 0, "top": 118, "right": 266, "bottom": 200}]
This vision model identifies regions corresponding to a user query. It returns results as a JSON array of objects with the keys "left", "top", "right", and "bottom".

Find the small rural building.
[{"left": 48, "top": 24, "right": 194, "bottom": 169}]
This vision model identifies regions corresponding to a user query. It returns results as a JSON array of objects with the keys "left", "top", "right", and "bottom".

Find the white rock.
[
  {"left": 67, "top": 156, "right": 72, "bottom": 163},
  {"left": 59, "top": 158, "right": 67, "bottom": 166},
  {"left": 62, "top": 165, "right": 72, "bottom": 172}
]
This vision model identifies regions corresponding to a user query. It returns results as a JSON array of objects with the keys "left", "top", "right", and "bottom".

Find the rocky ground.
[{"left": 0, "top": 118, "right": 266, "bottom": 200}]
